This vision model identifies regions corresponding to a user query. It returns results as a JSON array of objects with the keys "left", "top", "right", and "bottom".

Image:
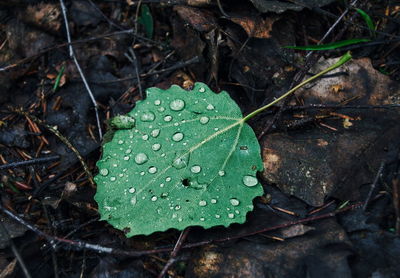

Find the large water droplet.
[
  {"left": 172, "top": 152, "right": 190, "bottom": 169},
  {"left": 169, "top": 99, "right": 185, "bottom": 111},
  {"left": 230, "top": 198, "right": 240, "bottom": 206},
  {"left": 191, "top": 165, "right": 201, "bottom": 174},
  {"left": 206, "top": 104, "right": 215, "bottom": 110},
  {"left": 152, "top": 143, "right": 161, "bottom": 151},
  {"left": 242, "top": 175, "right": 258, "bottom": 187},
  {"left": 148, "top": 166, "right": 157, "bottom": 174},
  {"left": 199, "top": 116, "right": 209, "bottom": 124},
  {"left": 172, "top": 132, "right": 184, "bottom": 142},
  {"left": 164, "top": 115, "right": 172, "bottom": 122},
  {"left": 140, "top": 112, "right": 155, "bottom": 122},
  {"left": 199, "top": 200, "right": 207, "bottom": 207},
  {"left": 135, "top": 153, "right": 148, "bottom": 165},
  {"left": 151, "top": 129, "right": 160, "bottom": 138},
  {"left": 100, "top": 169, "right": 109, "bottom": 176}
]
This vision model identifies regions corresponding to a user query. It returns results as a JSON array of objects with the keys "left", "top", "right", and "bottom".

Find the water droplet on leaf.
[
  {"left": 135, "top": 153, "right": 148, "bottom": 165},
  {"left": 152, "top": 143, "right": 161, "bottom": 151},
  {"left": 191, "top": 165, "right": 201, "bottom": 173},
  {"left": 206, "top": 104, "right": 214, "bottom": 110},
  {"left": 199, "top": 116, "right": 209, "bottom": 124},
  {"left": 218, "top": 170, "right": 225, "bottom": 176},
  {"left": 169, "top": 99, "right": 185, "bottom": 111},
  {"left": 230, "top": 198, "right": 240, "bottom": 206},
  {"left": 151, "top": 129, "right": 160, "bottom": 137},
  {"left": 100, "top": 169, "right": 109, "bottom": 176},
  {"left": 172, "top": 132, "right": 184, "bottom": 142},
  {"left": 164, "top": 115, "right": 172, "bottom": 122},
  {"left": 148, "top": 166, "right": 157, "bottom": 174},
  {"left": 199, "top": 200, "right": 207, "bottom": 207},
  {"left": 242, "top": 175, "right": 258, "bottom": 187},
  {"left": 172, "top": 152, "right": 190, "bottom": 169}
]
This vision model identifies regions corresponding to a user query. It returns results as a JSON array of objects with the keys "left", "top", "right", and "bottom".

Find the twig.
[
  {"left": 393, "top": 178, "right": 400, "bottom": 235},
  {"left": 95, "top": 56, "right": 200, "bottom": 84},
  {"left": 125, "top": 48, "right": 144, "bottom": 98},
  {"left": 0, "top": 155, "right": 60, "bottom": 171},
  {"left": 305, "top": 0, "right": 359, "bottom": 59},
  {"left": 0, "top": 221, "right": 32, "bottom": 278},
  {"left": 0, "top": 201, "right": 362, "bottom": 258},
  {"left": 216, "top": 0, "right": 230, "bottom": 18},
  {"left": 59, "top": 0, "right": 103, "bottom": 140},
  {"left": 158, "top": 227, "right": 191, "bottom": 278},
  {"left": 363, "top": 160, "right": 386, "bottom": 211}
]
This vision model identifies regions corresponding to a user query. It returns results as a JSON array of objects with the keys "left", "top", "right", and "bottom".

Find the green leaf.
[
  {"left": 284, "top": 38, "right": 370, "bottom": 50},
  {"left": 355, "top": 8, "right": 376, "bottom": 37},
  {"left": 94, "top": 83, "right": 263, "bottom": 237},
  {"left": 138, "top": 4, "right": 153, "bottom": 38}
]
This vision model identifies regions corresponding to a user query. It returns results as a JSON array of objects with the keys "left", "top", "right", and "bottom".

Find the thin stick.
[
  {"left": 126, "top": 48, "right": 143, "bottom": 98},
  {"left": 363, "top": 160, "right": 386, "bottom": 211},
  {"left": 0, "top": 222, "right": 32, "bottom": 278},
  {"left": 0, "top": 155, "right": 60, "bottom": 171},
  {"left": 59, "top": 0, "right": 103, "bottom": 140},
  {"left": 0, "top": 201, "right": 361, "bottom": 258},
  {"left": 157, "top": 227, "right": 191, "bottom": 278},
  {"left": 305, "top": 0, "right": 359, "bottom": 58}
]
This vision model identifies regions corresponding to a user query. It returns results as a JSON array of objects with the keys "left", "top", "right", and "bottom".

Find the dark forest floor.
[{"left": 0, "top": 0, "right": 400, "bottom": 277}]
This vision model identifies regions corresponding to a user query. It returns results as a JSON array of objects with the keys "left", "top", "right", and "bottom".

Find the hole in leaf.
[{"left": 182, "top": 178, "right": 190, "bottom": 187}]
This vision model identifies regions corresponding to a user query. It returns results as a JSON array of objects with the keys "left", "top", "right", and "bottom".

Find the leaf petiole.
[{"left": 241, "top": 51, "right": 352, "bottom": 123}]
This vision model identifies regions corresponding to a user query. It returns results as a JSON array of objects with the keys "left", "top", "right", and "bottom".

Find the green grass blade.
[
  {"left": 284, "top": 38, "right": 370, "bottom": 50},
  {"left": 355, "top": 8, "right": 376, "bottom": 37},
  {"left": 52, "top": 65, "right": 65, "bottom": 92}
]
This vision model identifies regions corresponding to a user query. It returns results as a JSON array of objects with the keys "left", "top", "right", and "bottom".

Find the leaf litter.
[{"left": 0, "top": 1, "right": 400, "bottom": 277}]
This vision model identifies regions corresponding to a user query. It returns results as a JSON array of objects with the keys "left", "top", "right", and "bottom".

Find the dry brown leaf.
[{"left": 230, "top": 16, "right": 279, "bottom": 38}]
